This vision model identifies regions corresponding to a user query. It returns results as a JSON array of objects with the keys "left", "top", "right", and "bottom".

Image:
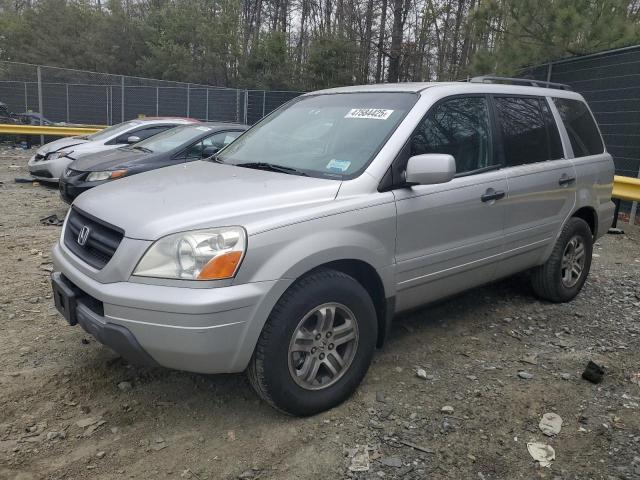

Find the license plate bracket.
[{"left": 51, "top": 273, "right": 79, "bottom": 326}]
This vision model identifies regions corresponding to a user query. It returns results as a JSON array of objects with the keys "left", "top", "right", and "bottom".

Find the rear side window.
[
  {"left": 113, "top": 125, "right": 171, "bottom": 144},
  {"left": 494, "top": 97, "right": 562, "bottom": 166},
  {"left": 553, "top": 98, "right": 604, "bottom": 157},
  {"left": 410, "top": 96, "right": 495, "bottom": 174}
]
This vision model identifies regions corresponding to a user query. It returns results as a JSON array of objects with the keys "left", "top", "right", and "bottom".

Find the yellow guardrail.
[
  {"left": 613, "top": 175, "right": 640, "bottom": 202},
  {"left": 0, "top": 123, "right": 102, "bottom": 137}
]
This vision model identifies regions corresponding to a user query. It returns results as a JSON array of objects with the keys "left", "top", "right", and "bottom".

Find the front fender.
[{"left": 235, "top": 201, "right": 397, "bottom": 295}]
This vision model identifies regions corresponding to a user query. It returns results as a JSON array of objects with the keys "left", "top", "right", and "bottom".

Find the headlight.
[
  {"left": 133, "top": 227, "right": 246, "bottom": 280},
  {"left": 86, "top": 169, "right": 127, "bottom": 182},
  {"left": 47, "top": 150, "right": 73, "bottom": 160}
]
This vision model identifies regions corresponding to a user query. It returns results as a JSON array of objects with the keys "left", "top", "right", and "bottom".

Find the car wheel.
[
  {"left": 247, "top": 268, "right": 377, "bottom": 416},
  {"left": 531, "top": 217, "right": 593, "bottom": 303}
]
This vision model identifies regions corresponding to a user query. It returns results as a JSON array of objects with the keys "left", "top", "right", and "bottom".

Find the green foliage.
[
  {"left": 239, "top": 32, "right": 292, "bottom": 89},
  {"left": 0, "top": 0, "right": 638, "bottom": 88},
  {"left": 304, "top": 36, "right": 357, "bottom": 90},
  {"left": 468, "top": 0, "right": 640, "bottom": 76}
]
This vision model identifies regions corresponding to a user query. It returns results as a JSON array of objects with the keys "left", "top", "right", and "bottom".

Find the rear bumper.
[
  {"left": 52, "top": 242, "right": 291, "bottom": 373},
  {"left": 597, "top": 200, "right": 616, "bottom": 238}
]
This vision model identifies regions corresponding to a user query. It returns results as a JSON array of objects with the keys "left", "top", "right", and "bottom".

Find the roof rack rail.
[{"left": 468, "top": 76, "right": 572, "bottom": 91}]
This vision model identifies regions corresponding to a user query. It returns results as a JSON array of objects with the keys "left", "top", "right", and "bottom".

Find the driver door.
[{"left": 393, "top": 95, "right": 507, "bottom": 311}]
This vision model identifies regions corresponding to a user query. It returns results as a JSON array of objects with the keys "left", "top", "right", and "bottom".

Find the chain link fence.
[
  {"left": 520, "top": 45, "right": 640, "bottom": 180},
  {"left": 0, "top": 60, "right": 303, "bottom": 127}
]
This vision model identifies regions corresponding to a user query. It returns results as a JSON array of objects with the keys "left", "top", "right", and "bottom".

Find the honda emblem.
[{"left": 77, "top": 226, "right": 91, "bottom": 246}]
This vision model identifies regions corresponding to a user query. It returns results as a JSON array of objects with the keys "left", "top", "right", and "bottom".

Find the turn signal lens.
[
  {"left": 197, "top": 251, "right": 243, "bottom": 280},
  {"left": 110, "top": 169, "right": 127, "bottom": 179}
]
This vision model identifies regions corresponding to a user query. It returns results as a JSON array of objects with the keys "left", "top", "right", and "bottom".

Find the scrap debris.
[
  {"left": 582, "top": 361, "right": 605, "bottom": 384},
  {"left": 527, "top": 442, "right": 555, "bottom": 467},
  {"left": 40, "top": 214, "right": 64, "bottom": 226},
  {"left": 539, "top": 413, "right": 563, "bottom": 436}
]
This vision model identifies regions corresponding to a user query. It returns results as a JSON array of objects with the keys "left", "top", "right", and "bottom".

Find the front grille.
[
  {"left": 34, "top": 153, "right": 45, "bottom": 161},
  {"left": 64, "top": 208, "right": 124, "bottom": 269},
  {"left": 64, "top": 168, "right": 86, "bottom": 180}
]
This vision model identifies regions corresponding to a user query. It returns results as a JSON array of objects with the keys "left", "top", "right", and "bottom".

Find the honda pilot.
[{"left": 51, "top": 79, "right": 614, "bottom": 416}]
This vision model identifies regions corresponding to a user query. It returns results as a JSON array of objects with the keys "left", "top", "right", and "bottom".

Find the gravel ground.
[{"left": 1, "top": 147, "right": 639, "bottom": 480}]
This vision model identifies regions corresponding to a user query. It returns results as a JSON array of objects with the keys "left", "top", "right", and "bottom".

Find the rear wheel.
[
  {"left": 531, "top": 217, "right": 593, "bottom": 302},
  {"left": 247, "top": 268, "right": 377, "bottom": 416}
]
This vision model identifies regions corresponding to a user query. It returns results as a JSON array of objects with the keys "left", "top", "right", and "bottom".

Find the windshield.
[
  {"left": 132, "top": 125, "right": 212, "bottom": 152},
  {"left": 86, "top": 121, "right": 142, "bottom": 141},
  {"left": 217, "top": 92, "right": 417, "bottom": 178}
]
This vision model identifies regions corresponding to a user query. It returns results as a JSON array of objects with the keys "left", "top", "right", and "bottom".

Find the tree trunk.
[
  {"left": 361, "top": 0, "right": 374, "bottom": 82},
  {"left": 387, "top": 0, "right": 404, "bottom": 82},
  {"left": 375, "top": 0, "right": 388, "bottom": 82},
  {"left": 324, "top": 0, "right": 332, "bottom": 34}
]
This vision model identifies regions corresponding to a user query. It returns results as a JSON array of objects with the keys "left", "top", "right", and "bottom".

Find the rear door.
[
  {"left": 493, "top": 95, "right": 576, "bottom": 278},
  {"left": 393, "top": 95, "right": 508, "bottom": 311},
  {"left": 552, "top": 97, "right": 612, "bottom": 236}
]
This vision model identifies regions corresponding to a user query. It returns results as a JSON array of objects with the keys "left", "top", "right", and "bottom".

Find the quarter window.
[
  {"left": 114, "top": 125, "right": 170, "bottom": 144},
  {"left": 410, "top": 96, "right": 494, "bottom": 174},
  {"left": 553, "top": 98, "right": 604, "bottom": 157},
  {"left": 494, "top": 97, "right": 560, "bottom": 166}
]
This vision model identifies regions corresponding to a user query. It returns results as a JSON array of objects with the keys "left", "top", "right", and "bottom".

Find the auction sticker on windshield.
[
  {"left": 326, "top": 159, "right": 351, "bottom": 172},
  {"left": 345, "top": 109, "right": 394, "bottom": 120}
]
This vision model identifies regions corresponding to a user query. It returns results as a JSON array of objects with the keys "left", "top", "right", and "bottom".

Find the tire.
[
  {"left": 531, "top": 217, "right": 593, "bottom": 303},
  {"left": 247, "top": 268, "right": 377, "bottom": 416}
]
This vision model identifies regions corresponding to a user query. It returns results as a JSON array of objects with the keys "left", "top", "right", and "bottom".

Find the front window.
[
  {"left": 410, "top": 96, "right": 495, "bottom": 174},
  {"left": 217, "top": 93, "right": 418, "bottom": 178},
  {"left": 86, "top": 121, "right": 142, "bottom": 141}
]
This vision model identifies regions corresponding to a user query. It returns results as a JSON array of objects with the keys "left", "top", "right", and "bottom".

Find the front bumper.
[
  {"left": 59, "top": 173, "right": 113, "bottom": 204},
  {"left": 28, "top": 154, "right": 72, "bottom": 183},
  {"left": 52, "top": 272, "right": 158, "bottom": 366},
  {"left": 59, "top": 177, "right": 94, "bottom": 204},
  {"left": 52, "top": 242, "right": 291, "bottom": 373}
]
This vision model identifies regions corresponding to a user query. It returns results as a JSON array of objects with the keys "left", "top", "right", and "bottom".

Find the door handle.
[
  {"left": 481, "top": 189, "right": 506, "bottom": 202},
  {"left": 558, "top": 175, "right": 576, "bottom": 186}
]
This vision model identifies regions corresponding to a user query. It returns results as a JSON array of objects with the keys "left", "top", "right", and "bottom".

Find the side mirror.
[
  {"left": 127, "top": 135, "right": 141, "bottom": 144},
  {"left": 201, "top": 146, "right": 220, "bottom": 158},
  {"left": 405, "top": 154, "right": 456, "bottom": 186}
]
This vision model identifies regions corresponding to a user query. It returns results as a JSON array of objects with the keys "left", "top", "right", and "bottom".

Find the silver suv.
[{"left": 51, "top": 79, "right": 614, "bottom": 416}]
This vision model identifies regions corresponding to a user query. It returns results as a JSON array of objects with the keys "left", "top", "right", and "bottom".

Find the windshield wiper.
[
  {"left": 235, "top": 162, "right": 307, "bottom": 176},
  {"left": 132, "top": 146, "right": 152, "bottom": 153}
]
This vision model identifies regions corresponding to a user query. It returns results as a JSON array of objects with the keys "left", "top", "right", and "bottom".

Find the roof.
[
  {"left": 136, "top": 117, "right": 201, "bottom": 123},
  {"left": 311, "top": 82, "right": 449, "bottom": 94},
  {"left": 177, "top": 122, "right": 248, "bottom": 130},
  {"left": 308, "top": 81, "right": 583, "bottom": 99}
]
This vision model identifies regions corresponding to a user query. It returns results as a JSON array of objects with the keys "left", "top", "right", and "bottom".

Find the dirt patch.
[{"left": 1, "top": 148, "right": 639, "bottom": 480}]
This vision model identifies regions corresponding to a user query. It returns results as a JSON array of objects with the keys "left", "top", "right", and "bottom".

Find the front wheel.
[
  {"left": 247, "top": 268, "right": 377, "bottom": 416},
  {"left": 531, "top": 217, "right": 593, "bottom": 302}
]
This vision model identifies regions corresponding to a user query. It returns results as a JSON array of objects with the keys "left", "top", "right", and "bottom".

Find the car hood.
[
  {"left": 36, "top": 136, "right": 88, "bottom": 155},
  {"left": 70, "top": 148, "right": 150, "bottom": 171},
  {"left": 74, "top": 161, "right": 342, "bottom": 240}
]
